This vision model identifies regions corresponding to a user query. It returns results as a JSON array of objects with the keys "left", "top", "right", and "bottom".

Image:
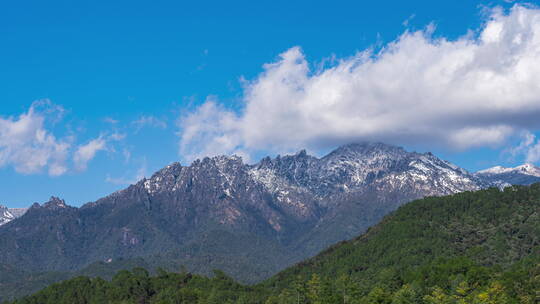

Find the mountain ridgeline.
[
  {"left": 8, "top": 183, "right": 540, "bottom": 304},
  {"left": 476, "top": 163, "right": 540, "bottom": 187},
  {"left": 0, "top": 143, "right": 538, "bottom": 301}
]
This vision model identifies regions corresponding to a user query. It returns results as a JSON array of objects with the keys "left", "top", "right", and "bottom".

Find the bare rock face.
[{"left": 0, "top": 142, "right": 519, "bottom": 283}]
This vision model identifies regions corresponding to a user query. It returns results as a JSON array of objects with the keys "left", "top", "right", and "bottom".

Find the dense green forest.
[{"left": 5, "top": 184, "right": 540, "bottom": 303}]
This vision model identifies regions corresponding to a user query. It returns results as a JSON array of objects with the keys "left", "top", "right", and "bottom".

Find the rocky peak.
[
  {"left": 255, "top": 150, "right": 316, "bottom": 169},
  {"left": 327, "top": 142, "right": 406, "bottom": 159},
  {"left": 153, "top": 162, "right": 183, "bottom": 177},
  {"left": 206, "top": 155, "right": 244, "bottom": 170},
  {"left": 517, "top": 163, "right": 540, "bottom": 176},
  {"left": 296, "top": 149, "right": 307, "bottom": 157},
  {"left": 42, "top": 196, "right": 68, "bottom": 210},
  {"left": 140, "top": 162, "right": 184, "bottom": 194},
  {"left": 320, "top": 143, "right": 410, "bottom": 175},
  {"left": 189, "top": 155, "right": 246, "bottom": 177},
  {"left": 141, "top": 155, "right": 249, "bottom": 196},
  {"left": 314, "top": 143, "right": 409, "bottom": 191},
  {"left": 251, "top": 150, "right": 319, "bottom": 194},
  {"left": 190, "top": 155, "right": 247, "bottom": 186}
]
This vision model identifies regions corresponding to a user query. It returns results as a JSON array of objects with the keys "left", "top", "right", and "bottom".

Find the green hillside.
[
  {"left": 266, "top": 185, "right": 540, "bottom": 289},
  {"left": 6, "top": 184, "right": 540, "bottom": 303},
  {"left": 262, "top": 184, "right": 540, "bottom": 303}
]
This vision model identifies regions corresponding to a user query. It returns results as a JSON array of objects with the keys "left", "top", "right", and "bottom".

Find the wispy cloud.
[
  {"left": 103, "top": 117, "right": 119, "bottom": 124},
  {"left": 402, "top": 14, "right": 416, "bottom": 27},
  {"left": 526, "top": 142, "right": 540, "bottom": 163},
  {"left": 122, "top": 148, "right": 132, "bottom": 163},
  {"left": 73, "top": 137, "right": 107, "bottom": 171},
  {"left": 508, "top": 131, "right": 540, "bottom": 164},
  {"left": 178, "top": 5, "right": 540, "bottom": 162},
  {"left": 131, "top": 115, "right": 167, "bottom": 133},
  {"left": 73, "top": 132, "right": 126, "bottom": 171},
  {"left": 109, "top": 132, "right": 126, "bottom": 141}
]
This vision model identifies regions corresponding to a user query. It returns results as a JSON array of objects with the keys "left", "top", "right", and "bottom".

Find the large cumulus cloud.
[{"left": 178, "top": 5, "right": 540, "bottom": 162}]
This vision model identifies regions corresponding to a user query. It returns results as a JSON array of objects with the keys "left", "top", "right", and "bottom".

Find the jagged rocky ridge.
[{"left": 0, "top": 142, "right": 535, "bottom": 285}]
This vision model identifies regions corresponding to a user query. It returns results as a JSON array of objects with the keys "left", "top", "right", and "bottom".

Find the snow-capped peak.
[
  {"left": 515, "top": 163, "right": 540, "bottom": 176},
  {"left": 0, "top": 204, "right": 27, "bottom": 226},
  {"left": 477, "top": 165, "right": 505, "bottom": 175},
  {"left": 477, "top": 163, "right": 540, "bottom": 177},
  {"left": 248, "top": 142, "right": 484, "bottom": 199}
]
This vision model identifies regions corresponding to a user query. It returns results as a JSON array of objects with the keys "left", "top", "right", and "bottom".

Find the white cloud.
[
  {"left": 0, "top": 100, "right": 70, "bottom": 176},
  {"left": 526, "top": 142, "right": 540, "bottom": 163},
  {"left": 0, "top": 102, "right": 129, "bottom": 175},
  {"left": 109, "top": 132, "right": 126, "bottom": 141},
  {"left": 72, "top": 132, "right": 124, "bottom": 171},
  {"left": 73, "top": 137, "right": 107, "bottom": 171},
  {"left": 103, "top": 117, "right": 119, "bottom": 124},
  {"left": 507, "top": 130, "right": 536, "bottom": 157},
  {"left": 509, "top": 131, "right": 540, "bottom": 163},
  {"left": 177, "top": 99, "right": 251, "bottom": 162},
  {"left": 132, "top": 116, "right": 167, "bottom": 133},
  {"left": 178, "top": 5, "right": 540, "bottom": 161}
]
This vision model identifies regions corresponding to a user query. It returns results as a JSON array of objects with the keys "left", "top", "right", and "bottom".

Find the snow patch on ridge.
[
  {"left": 0, "top": 205, "right": 28, "bottom": 226},
  {"left": 478, "top": 163, "right": 540, "bottom": 177}
]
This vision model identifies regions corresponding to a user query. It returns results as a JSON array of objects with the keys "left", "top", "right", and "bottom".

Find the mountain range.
[
  {"left": 1, "top": 142, "right": 539, "bottom": 300},
  {"left": 8, "top": 182, "right": 540, "bottom": 303}
]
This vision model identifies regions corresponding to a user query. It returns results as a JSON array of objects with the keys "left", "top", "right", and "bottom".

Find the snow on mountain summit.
[
  {"left": 476, "top": 163, "right": 540, "bottom": 186},
  {"left": 477, "top": 163, "right": 540, "bottom": 177},
  {"left": 138, "top": 142, "right": 488, "bottom": 205},
  {"left": 0, "top": 205, "right": 15, "bottom": 226},
  {"left": 249, "top": 142, "right": 484, "bottom": 199},
  {"left": 0, "top": 204, "right": 27, "bottom": 226}
]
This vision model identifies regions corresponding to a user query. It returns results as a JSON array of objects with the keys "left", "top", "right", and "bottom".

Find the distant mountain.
[
  {"left": 0, "top": 205, "right": 27, "bottom": 226},
  {"left": 476, "top": 163, "right": 540, "bottom": 186}
]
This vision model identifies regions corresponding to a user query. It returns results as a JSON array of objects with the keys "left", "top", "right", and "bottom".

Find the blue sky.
[{"left": 2, "top": 0, "right": 540, "bottom": 207}]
